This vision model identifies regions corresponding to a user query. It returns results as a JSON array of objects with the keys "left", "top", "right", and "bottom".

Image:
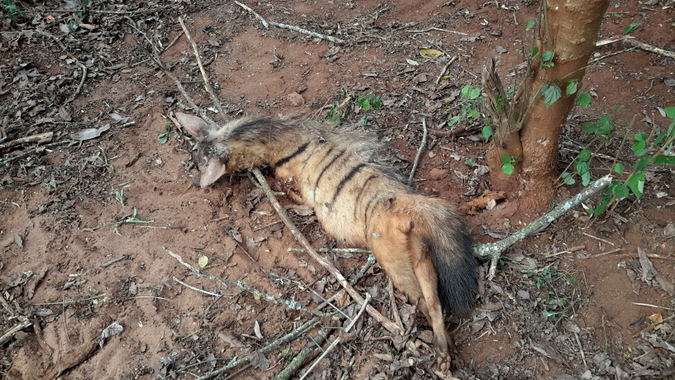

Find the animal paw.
[{"left": 436, "top": 352, "right": 451, "bottom": 372}]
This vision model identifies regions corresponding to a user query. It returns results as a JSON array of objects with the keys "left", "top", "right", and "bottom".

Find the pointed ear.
[
  {"left": 176, "top": 112, "right": 211, "bottom": 137},
  {"left": 199, "top": 157, "right": 227, "bottom": 188}
]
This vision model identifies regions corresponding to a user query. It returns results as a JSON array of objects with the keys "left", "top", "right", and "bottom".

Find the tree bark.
[{"left": 484, "top": 0, "right": 609, "bottom": 217}]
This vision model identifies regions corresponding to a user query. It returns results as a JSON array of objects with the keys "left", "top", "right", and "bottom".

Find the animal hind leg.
[{"left": 412, "top": 251, "right": 452, "bottom": 371}]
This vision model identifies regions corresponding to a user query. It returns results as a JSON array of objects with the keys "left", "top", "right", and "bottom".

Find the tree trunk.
[{"left": 484, "top": 0, "right": 609, "bottom": 218}]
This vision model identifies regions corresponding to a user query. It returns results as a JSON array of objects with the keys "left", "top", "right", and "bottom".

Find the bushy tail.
[{"left": 413, "top": 201, "right": 478, "bottom": 317}]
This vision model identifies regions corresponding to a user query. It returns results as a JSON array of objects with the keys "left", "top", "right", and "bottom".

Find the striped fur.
[{"left": 177, "top": 113, "right": 478, "bottom": 370}]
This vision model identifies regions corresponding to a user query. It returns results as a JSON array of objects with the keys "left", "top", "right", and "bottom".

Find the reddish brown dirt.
[{"left": 1, "top": 1, "right": 674, "bottom": 379}]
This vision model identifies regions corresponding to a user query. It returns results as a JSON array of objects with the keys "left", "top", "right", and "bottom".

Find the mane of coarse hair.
[
  {"left": 325, "top": 123, "right": 404, "bottom": 182},
  {"left": 224, "top": 118, "right": 308, "bottom": 143}
]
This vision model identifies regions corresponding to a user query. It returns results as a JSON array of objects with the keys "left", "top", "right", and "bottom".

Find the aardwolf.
[{"left": 177, "top": 113, "right": 478, "bottom": 369}]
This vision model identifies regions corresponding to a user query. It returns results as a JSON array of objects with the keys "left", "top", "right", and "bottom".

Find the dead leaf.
[
  {"left": 26, "top": 269, "right": 47, "bottom": 299},
  {"left": 218, "top": 332, "right": 244, "bottom": 348},
  {"left": 99, "top": 322, "right": 124, "bottom": 348},
  {"left": 70, "top": 124, "right": 111, "bottom": 141},
  {"left": 249, "top": 351, "right": 269, "bottom": 370},
  {"left": 637, "top": 248, "right": 656, "bottom": 282},
  {"left": 253, "top": 320, "right": 263, "bottom": 340},
  {"left": 419, "top": 48, "right": 443, "bottom": 59}
]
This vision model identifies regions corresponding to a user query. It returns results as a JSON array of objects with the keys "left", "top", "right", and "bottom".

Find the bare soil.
[{"left": 1, "top": 1, "right": 674, "bottom": 379}]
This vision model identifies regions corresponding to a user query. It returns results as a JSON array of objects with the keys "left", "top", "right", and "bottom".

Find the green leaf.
[
  {"left": 665, "top": 106, "right": 675, "bottom": 120},
  {"left": 578, "top": 149, "right": 591, "bottom": 162},
  {"left": 526, "top": 18, "right": 535, "bottom": 31},
  {"left": 654, "top": 155, "right": 675, "bottom": 165},
  {"left": 561, "top": 172, "right": 575, "bottom": 185},
  {"left": 158, "top": 133, "right": 169, "bottom": 144},
  {"left": 622, "top": 23, "right": 640, "bottom": 35},
  {"left": 581, "top": 171, "right": 591, "bottom": 186},
  {"left": 482, "top": 125, "right": 492, "bottom": 140},
  {"left": 632, "top": 140, "right": 646, "bottom": 156},
  {"left": 654, "top": 132, "right": 666, "bottom": 146},
  {"left": 634, "top": 132, "right": 648, "bottom": 142},
  {"left": 448, "top": 116, "right": 460, "bottom": 126},
  {"left": 501, "top": 163, "right": 515, "bottom": 175},
  {"left": 590, "top": 192, "right": 613, "bottom": 216},
  {"left": 576, "top": 92, "right": 591, "bottom": 108},
  {"left": 501, "top": 153, "right": 512, "bottom": 165},
  {"left": 198, "top": 255, "right": 209, "bottom": 268},
  {"left": 574, "top": 161, "right": 589, "bottom": 176},
  {"left": 530, "top": 46, "right": 539, "bottom": 57},
  {"left": 634, "top": 157, "right": 653, "bottom": 172},
  {"left": 583, "top": 122, "right": 597, "bottom": 135},
  {"left": 613, "top": 162, "right": 624, "bottom": 174},
  {"left": 541, "top": 51, "right": 554, "bottom": 62},
  {"left": 596, "top": 115, "right": 613, "bottom": 134},
  {"left": 541, "top": 84, "right": 561, "bottom": 107},
  {"left": 566, "top": 80, "right": 578, "bottom": 95},
  {"left": 627, "top": 172, "right": 645, "bottom": 198},
  {"left": 612, "top": 184, "right": 629, "bottom": 199}
]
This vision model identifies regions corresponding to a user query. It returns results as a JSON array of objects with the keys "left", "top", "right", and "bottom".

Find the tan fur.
[{"left": 177, "top": 113, "right": 478, "bottom": 370}]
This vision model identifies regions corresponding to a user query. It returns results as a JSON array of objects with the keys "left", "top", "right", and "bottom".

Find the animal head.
[{"left": 176, "top": 113, "right": 231, "bottom": 188}]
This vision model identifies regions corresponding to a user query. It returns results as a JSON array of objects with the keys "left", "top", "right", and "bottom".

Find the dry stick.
[
  {"left": 406, "top": 27, "right": 468, "bottom": 35},
  {"left": 162, "top": 246, "right": 305, "bottom": 312},
  {"left": 65, "top": 61, "right": 87, "bottom": 104},
  {"left": 582, "top": 232, "right": 615, "bottom": 246},
  {"left": 177, "top": 16, "right": 226, "bottom": 117},
  {"left": 298, "top": 294, "right": 372, "bottom": 380},
  {"left": 173, "top": 276, "right": 223, "bottom": 297},
  {"left": 193, "top": 257, "right": 377, "bottom": 379},
  {"left": 477, "top": 175, "right": 613, "bottom": 277},
  {"left": 273, "top": 327, "right": 330, "bottom": 380},
  {"left": 288, "top": 247, "right": 371, "bottom": 254},
  {"left": 235, "top": 1, "right": 345, "bottom": 44},
  {"left": 435, "top": 55, "right": 458, "bottom": 85},
  {"left": 407, "top": 118, "right": 428, "bottom": 185},
  {"left": 195, "top": 317, "right": 321, "bottom": 380},
  {"left": 596, "top": 35, "right": 675, "bottom": 59},
  {"left": 0, "top": 132, "right": 53, "bottom": 151},
  {"left": 573, "top": 330, "right": 588, "bottom": 370},
  {"left": 0, "top": 140, "right": 72, "bottom": 165},
  {"left": 251, "top": 168, "right": 402, "bottom": 335},
  {"left": 234, "top": 1, "right": 269, "bottom": 28},
  {"left": 0, "top": 317, "right": 31, "bottom": 346}
]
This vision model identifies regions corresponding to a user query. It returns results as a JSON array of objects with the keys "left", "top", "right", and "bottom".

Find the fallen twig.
[
  {"left": 476, "top": 175, "right": 614, "bottom": 262},
  {"left": 0, "top": 132, "right": 53, "bottom": 151},
  {"left": 596, "top": 35, "right": 675, "bottom": 59},
  {"left": 235, "top": 1, "right": 345, "bottom": 44},
  {"left": 407, "top": 118, "right": 427, "bottom": 186},
  {"left": 299, "top": 294, "right": 371, "bottom": 380},
  {"left": 251, "top": 168, "right": 402, "bottom": 335},
  {"left": 0, "top": 140, "right": 73, "bottom": 165},
  {"left": 194, "top": 317, "right": 322, "bottom": 380},
  {"left": 100, "top": 254, "right": 130, "bottom": 268},
  {"left": 65, "top": 61, "right": 87, "bottom": 104},
  {"left": 406, "top": 27, "right": 467, "bottom": 36},
  {"left": 173, "top": 276, "right": 223, "bottom": 297},
  {"left": 436, "top": 55, "right": 458, "bottom": 85},
  {"left": 178, "top": 16, "right": 226, "bottom": 117},
  {"left": 163, "top": 246, "right": 304, "bottom": 311},
  {"left": 0, "top": 317, "right": 32, "bottom": 346},
  {"left": 287, "top": 247, "right": 371, "bottom": 254}
]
